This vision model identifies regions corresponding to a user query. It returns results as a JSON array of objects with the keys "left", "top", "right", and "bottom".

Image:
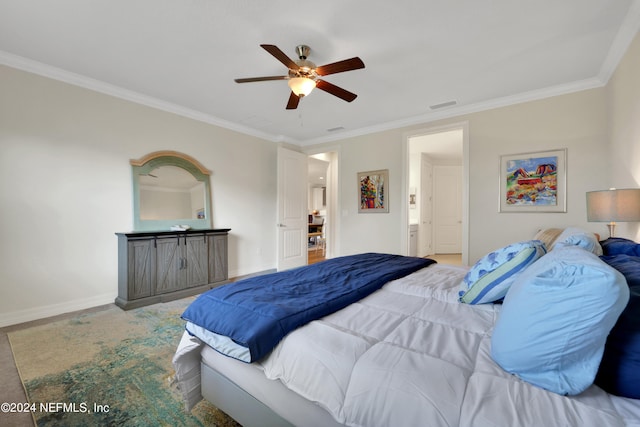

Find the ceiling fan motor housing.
[
  {"left": 291, "top": 45, "right": 316, "bottom": 79},
  {"left": 295, "top": 45, "right": 311, "bottom": 60}
]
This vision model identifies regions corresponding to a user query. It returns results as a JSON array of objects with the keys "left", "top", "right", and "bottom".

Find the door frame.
[
  {"left": 402, "top": 121, "right": 469, "bottom": 265},
  {"left": 303, "top": 145, "right": 341, "bottom": 259}
]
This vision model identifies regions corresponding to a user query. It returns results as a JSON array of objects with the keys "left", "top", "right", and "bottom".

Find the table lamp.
[{"left": 586, "top": 188, "right": 640, "bottom": 238}]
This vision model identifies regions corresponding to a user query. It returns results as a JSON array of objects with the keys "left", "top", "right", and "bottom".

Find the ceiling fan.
[{"left": 234, "top": 44, "right": 365, "bottom": 110}]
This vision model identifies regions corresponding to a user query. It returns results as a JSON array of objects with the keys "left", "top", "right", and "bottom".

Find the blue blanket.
[
  {"left": 182, "top": 253, "right": 435, "bottom": 362},
  {"left": 596, "top": 253, "right": 640, "bottom": 398}
]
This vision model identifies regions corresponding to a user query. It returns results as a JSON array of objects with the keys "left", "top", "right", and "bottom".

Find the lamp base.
[{"left": 607, "top": 222, "right": 616, "bottom": 238}]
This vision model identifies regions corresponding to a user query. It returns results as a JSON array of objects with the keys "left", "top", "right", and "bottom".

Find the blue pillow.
[
  {"left": 601, "top": 237, "right": 640, "bottom": 256},
  {"left": 596, "top": 254, "right": 640, "bottom": 398},
  {"left": 491, "top": 246, "right": 629, "bottom": 395},
  {"left": 551, "top": 227, "right": 602, "bottom": 255},
  {"left": 459, "top": 240, "right": 546, "bottom": 304}
]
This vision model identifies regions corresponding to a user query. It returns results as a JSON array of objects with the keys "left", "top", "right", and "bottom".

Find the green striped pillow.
[{"left": 459, "top": 240, "right": 547, "bottom": 304}]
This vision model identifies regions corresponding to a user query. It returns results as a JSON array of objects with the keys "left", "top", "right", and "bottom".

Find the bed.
[{"left": 173, "top": 231, "right": 640, "bottom": 427}]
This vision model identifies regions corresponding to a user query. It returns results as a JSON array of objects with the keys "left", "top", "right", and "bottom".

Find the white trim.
[
  {"left": 301, "top": 78, "right": 603, "bottom": 146},
  {"left": 0, "top": 293, "right": 115, "bottom": 328},
  {"left": 403, "top": 121, "right": 470, "bottom": 265},
  {"left": 0, "top": 51, "right": 286, "bottom": 144},
  {"left": 3, "top": 0, "right": 639, "bottom": 148},
  {"left": 303, "top": 144, "right": 342, "bottom": 259},
  {"left": 598, "top": 0, "right": 640, "bottom": 83},
  {"left": 0, "top": 52, "right": 614, "bottom": 149},
  {"left": 461, "top": 123, "right": 470, "bottom": 266}
]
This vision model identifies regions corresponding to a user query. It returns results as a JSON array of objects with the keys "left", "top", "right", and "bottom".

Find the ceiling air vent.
[
  {"left": 327, "top": 126, "right": 345, "bottom": 132},
  {"left": 429, "top": 100, "right": 457, "bottom": 110}
]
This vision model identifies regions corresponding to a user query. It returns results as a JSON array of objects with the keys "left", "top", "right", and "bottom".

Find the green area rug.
[{"left": 8, "top": 298, "right": 240, "bottom": 426}]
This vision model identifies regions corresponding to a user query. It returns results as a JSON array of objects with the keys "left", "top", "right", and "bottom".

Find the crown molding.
[
  {"left": 0, "top": 51, "right": 283, "bottom": 143},
  {"left": 298, "top": 77, "right": 605, "bottom": 147},
  {"left": 3, "top": 0, "right": 639, "bottom": 151},
  {"left": 598, "top": 0, "right": 640, "bottom": 83}
]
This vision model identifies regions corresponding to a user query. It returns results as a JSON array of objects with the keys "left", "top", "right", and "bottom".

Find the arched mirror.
[{"left": 131, "top": 151, "right": 212, "bottom": 231}]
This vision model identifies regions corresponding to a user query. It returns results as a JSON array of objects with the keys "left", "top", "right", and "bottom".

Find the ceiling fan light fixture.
[
  {"left": 288, "top": 77, "right": 316, "bottom": 96},
  {"left": 235, "top": 44, "right": 364, "bottom": 109}
]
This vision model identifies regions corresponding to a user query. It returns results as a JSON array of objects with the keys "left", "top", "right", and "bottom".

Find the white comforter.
[{"left": 174, "top": 263, "right": 640, "bottom": 427}]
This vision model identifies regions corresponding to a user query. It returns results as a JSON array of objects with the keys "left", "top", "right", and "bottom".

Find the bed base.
[
  {"left": 200, "top": 348, "right": 345, "bottom": 427},
  {"left": 201, "top": 362, "right": 293, "bottom": 427}
]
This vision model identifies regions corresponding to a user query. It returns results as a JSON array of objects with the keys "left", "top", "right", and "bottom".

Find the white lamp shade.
[
  {"left": 288, "top": 77, "right": 316, "bottom": 96},
  {"left": 586, "top": 188, "right": 640, "bottom": 222}
]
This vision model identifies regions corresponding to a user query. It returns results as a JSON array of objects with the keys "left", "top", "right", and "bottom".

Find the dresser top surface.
[{"left": 116, "top": 228, "right": 230, "bottom": 238}]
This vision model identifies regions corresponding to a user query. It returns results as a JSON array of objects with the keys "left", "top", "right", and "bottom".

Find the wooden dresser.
[{"left": 115, "top": 228, "right": 230, "bottom": 309}]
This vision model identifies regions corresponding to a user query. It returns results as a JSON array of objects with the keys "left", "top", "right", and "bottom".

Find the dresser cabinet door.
[
  {"left": 208, "top": 233, "right": 228, "bottom": 284},
  {"left": 185, "top": 235, "right": 208, "bottom": 288},
  {"left": 126, "top": 239, "right": 155, "bottom": 299},
  {"left": 155, "top": 237, "right": 183, "bottom": 294}
]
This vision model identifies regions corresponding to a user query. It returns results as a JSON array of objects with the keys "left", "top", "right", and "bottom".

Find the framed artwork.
[
  {"left": 358, "top": 169, "right": 389, "bottom": 213},
  {"left": 499, "top": 149, "right": 567, "bottom": 213}
]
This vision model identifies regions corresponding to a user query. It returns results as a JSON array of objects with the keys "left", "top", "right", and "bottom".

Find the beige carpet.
[{"left": 7, "top": 298, "right": 240, "bottom": 427}]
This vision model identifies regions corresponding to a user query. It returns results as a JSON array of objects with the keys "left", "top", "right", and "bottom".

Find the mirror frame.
[{"left": 131, "top": 150, "right": 212, "bottom": 231}]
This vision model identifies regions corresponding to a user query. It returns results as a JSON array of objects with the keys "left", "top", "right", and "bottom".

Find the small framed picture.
[
  {"left": 499, "top": 149, "right": 566, "bottom": 213},
  {"left": 358, "top": 169, "right": 389, "bottom": 213}
]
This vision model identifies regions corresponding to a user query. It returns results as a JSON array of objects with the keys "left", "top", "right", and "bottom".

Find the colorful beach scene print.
[
  {"left": 505, "top": 154, "right": 558, "bottom": 206},
  {"left": 358, "top": 169, "right": 388, "bottom": 213}
]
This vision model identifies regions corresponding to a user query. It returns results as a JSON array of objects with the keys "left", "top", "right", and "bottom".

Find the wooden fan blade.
[
  {"left": 316, "top": 80, "right": 358, "bottom": 102},
  {"left": 234, "top": 76, "right": 288, "bottom": 83},
  {"left": 315, "top": 57, "right": 365, "bottom": 76},
  {"left": 261, "top": 44, "right": 300, "bottom": 71},
  {"left": 286, "top": 92, "right": 300, "bottom": 110}
]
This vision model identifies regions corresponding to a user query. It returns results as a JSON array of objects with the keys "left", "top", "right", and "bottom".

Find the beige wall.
[
  {"left": 1, "top": 29, "right": 638, "bottom": 325},
  {"left": 464, "top": 89, "right": 608, "bottom": 260},
  {"left": 0, "top": 65, "right": 278, "bottom": 326},
  {"left": 607, "top": 30, "right": 640, "bottom": 240},
  {"left": 319, "top": 31, "right": 640, "bottom": 263},
  {"left": 317, "top": 88, "right": 609, "bottom": 263}
]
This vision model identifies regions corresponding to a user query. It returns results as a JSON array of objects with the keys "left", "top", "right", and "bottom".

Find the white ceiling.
[
  {"left": 308, "top": 157, "right": 330, "bottom": 187},
  {"left": 2, "top": 1, "right": 639, "bottom": 146},
  {"left": 410, "top": 129, "right": 464, "bottom": 162}
]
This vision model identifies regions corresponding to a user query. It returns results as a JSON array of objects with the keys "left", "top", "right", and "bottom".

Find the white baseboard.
[
  {"left": 229, "top": 264, "right": 275, "bottom": 280},
  {"left": 0, "top": 268, "right": 277, "bottom": 329},
  {"left": 0, "top": 293, "right": 115, "bottom": 328}
]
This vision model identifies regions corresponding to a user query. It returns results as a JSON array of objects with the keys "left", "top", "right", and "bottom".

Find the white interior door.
[
  {"left": 277, "top": 146, "right": 308, "bottom": 271},
  {"left": 434, "top": 165, "right": 462, "bottom": 254},
  {"left": 419, "top": 154, "right": 433, "bottom": 256}
]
